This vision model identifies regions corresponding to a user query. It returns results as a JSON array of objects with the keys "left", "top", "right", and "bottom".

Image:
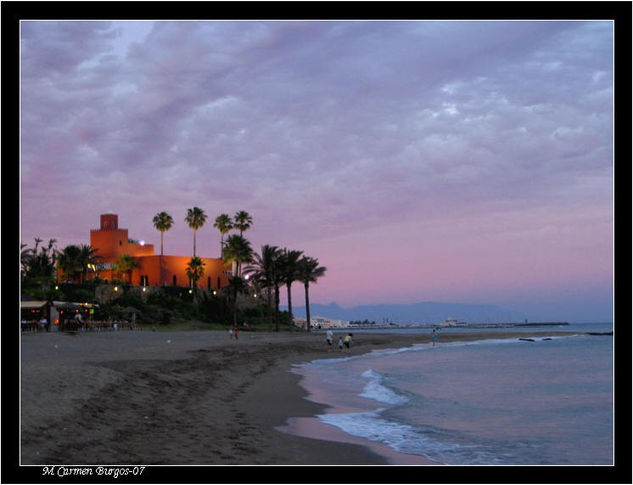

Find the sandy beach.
[{"left": 20, "top": 328, "right": 579, "bottom": 467}]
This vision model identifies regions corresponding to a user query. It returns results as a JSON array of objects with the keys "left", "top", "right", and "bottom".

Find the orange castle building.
[{"left": 87, "top": 213, "right": 231, "bottom": 289}]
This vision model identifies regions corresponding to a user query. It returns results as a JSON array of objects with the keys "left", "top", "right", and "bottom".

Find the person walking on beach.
[
  {"left": 326, "top": 329, "right": 334, "bottom": 352},
  {"left": 432, "top": 328, "right": 439, "bottom": 347},
  {"left": 228, "top": 327, "right": 234, "bottom": 339},
  {"left": 234, "top": 327, "right": 239, "bottom": 340},
  {"left": 338, "top": 336, "right": 344, "bottom": 352},
  {"left": 344, "top": 333, "right": 352, "bottom": 353}
]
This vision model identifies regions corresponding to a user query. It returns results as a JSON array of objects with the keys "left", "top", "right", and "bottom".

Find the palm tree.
[
  {"left": 279, "top": 248, "right": 304, "bottom": 325},
  {"left": 222, "top": 234, "right": 253, "bottom": 278},
  {"left": 113, "top": 254, "right": 139, "bottom": 284},
  {"left": 57, "top": 245, "right": 83, "bottom": 282},
  {"left": 57, "top": 245, "right": 79, "bottom": 282},
  {"left": 57, "top": 244, "right": 100, "bottom": 283},
  {"left": 233, "top": 210, "right": 253, "bottom": 236},
  {"left": 77, "top": 244, "right": 101, "bottom": 283},
  {"left": 185, "top": 207, "right": 207, "bottom": 257},
  {"left": 186, "top": 256, "right": 205, "bottom": 289},
  {"left": 213, "top": 214, "right": 233, "bottom": 257},
  {"left": 153, "top": 211, "right": 174, "bottom": 286},
  {"left": 244, "top": 245, "right": 282, "bottom": 331},
  {"left": 152, "top": 211, "right": 174, "bottom": 256},
  {"left": 297, "top": 256, "right": 327, "bottom": 332}
]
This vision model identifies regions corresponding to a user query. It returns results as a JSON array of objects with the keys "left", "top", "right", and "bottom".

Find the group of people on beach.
[
  {"left": 325, "top": 329, "right": 353, "bottom": 353},
  {"left": 228, "top": 326, "right": 239, "bottom": 340}
]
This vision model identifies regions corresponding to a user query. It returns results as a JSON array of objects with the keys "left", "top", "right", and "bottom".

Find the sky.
[{"left": 19, "top": 20, "right": 614, "bottom": 322}]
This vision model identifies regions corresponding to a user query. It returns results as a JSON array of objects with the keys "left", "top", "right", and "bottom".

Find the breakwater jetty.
[
  {"left": 417, "top": 322, "right": 570, "bottom": 329},
  {"left": 478, "top": 322, "right": 569, "bottom": 328}
]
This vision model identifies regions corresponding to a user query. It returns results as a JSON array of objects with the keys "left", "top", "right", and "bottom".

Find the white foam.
[
  {"left": 359, "top": 369, "right": 409, "bottom": 405},
  {"left": 317, "top": 409, "right": 503, "bottom": 465}
]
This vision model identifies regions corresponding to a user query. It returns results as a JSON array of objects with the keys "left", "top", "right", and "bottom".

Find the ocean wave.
[
  {"left": 359, "top": 369, "right": 409, "bottom": 405},
  {"left": 317, "top": 409, "right": 506, "bottom": 465}
]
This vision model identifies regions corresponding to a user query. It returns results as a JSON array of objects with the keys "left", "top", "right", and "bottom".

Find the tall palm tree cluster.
[
  {"left": 151, "top": 208, "right": 256, "bottom": 289},
  {"left": 150, "top": 207, "right": 327, "bottom": 331},
  {"left": 244, "top": 246, "right": 326, "bottom": 332},
  {"left": 151, "top": 208, "right": 253, "bottom": 260}
]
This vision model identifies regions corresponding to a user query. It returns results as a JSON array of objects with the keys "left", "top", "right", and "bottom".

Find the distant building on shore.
[
  {"left": 438, "top": 318, "right": 468, "bottom": 327},
  {"left": 293, "top": 316, "right": 350, "bottom": 330},
  {"left": 68, "top": 213, "right": 231, "bottom": 290}
]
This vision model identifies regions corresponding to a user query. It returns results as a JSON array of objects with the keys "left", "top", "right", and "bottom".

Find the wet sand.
[{"left": 20, "top": 328, "right": 578, "bottom": 467}]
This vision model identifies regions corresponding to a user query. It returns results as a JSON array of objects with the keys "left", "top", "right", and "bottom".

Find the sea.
[{"left": 288, "top": 322, "right": 613, "bottom": 465}]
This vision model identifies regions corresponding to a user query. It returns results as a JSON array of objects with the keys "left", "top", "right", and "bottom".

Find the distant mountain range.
[{"left": 286, "top": 301, "right": 529, "bottom": 325}]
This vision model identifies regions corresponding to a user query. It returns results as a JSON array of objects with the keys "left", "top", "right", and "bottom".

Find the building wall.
[
  {"left": 86, "top": 214, "right": 229, "bottom": 288},
  {"left": 134, "top": 255, "right": 230, "bottom": 289},
  {"left": 90, "top": 229, "right": 155, "bottom": 261},
  {"left": 90, "top": 228, "right": 127, "bottom": 260}
]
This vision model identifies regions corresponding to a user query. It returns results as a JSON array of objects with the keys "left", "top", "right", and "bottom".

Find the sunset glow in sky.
[{"left": 19, "top": 20, "right": 614, "bottom": 322}]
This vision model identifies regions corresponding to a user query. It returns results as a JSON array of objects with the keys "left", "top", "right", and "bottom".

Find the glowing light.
[{"left": 140, "top": 240, "right": 145, "bottom": 246}]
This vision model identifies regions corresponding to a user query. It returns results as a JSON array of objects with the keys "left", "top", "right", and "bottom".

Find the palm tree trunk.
[
  {"left": 304, "top": 282, "right": 311, "bottom": 332},
  {"left": 160, "top": 254, "right": 164, "bottom": 286},
  {"left": 286, "top": 283, "right": 293, "bottom": 324},
  {"left": 274, "top": 283, "right": 280, "bottom": 332},
  {"left": 233, "top": 286, "right": 238, "bottom": 327},
  {"left": 267, "top": 288, "right": 273, "bottom": 331},
  {"left": 193, "top": 230, "right": 197, "bottom": 257}
]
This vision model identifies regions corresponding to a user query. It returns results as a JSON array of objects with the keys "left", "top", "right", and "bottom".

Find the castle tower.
[
  {"left": 100, "top": 213, "right": 118, "bottom": 230},
  {"left": 90, "top": 213, "right": 154, "bottom": 261}
]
